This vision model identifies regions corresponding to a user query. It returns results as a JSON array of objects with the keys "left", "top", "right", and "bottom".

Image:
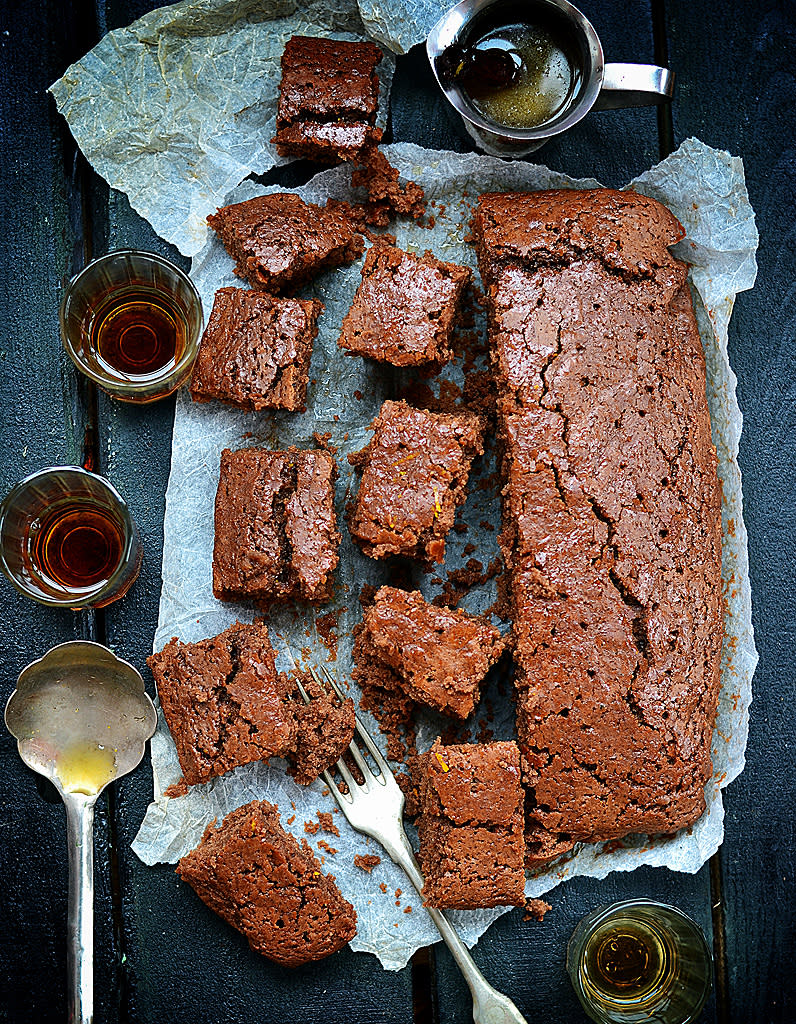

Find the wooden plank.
[
  {"left": 0, "top": 2, "right": 123, "bottom": 1021},
  {"left": 663, "top": 0, "right": 796, "bottom": 1019}
]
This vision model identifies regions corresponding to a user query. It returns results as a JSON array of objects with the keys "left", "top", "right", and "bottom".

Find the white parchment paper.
[
  {"left": 49, "top": 0, "right": 394, "bottom": 257},
  {"left": 131, "top": 137, "right": 758, "bottom": 970}
]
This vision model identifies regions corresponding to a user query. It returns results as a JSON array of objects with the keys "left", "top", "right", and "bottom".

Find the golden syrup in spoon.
[{"left": 56, "top": 741, "right": 117, "bottom": 795}]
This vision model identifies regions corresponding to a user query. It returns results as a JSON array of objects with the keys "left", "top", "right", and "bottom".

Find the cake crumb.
[
  {"left": 354, "top": 854, "right": 382, "bottom": 873},
  {"left": 304, "top": 820, "right": 321, "bottom": 835},
  {"left": 379, "top": 882, "right": 388, "bottom": 894},
  {"left": 164, "top": 778, "right": 189, "bottom": 799},
  {"left": 318, "top": 840, "right": 338, "bottom": 856},
  {"left": 287, "top": 814, "right": 296, "bottom": 825},
  {"left": 523, "top": 899, "right": 552, "bottom": 922},
  {"left": 317, "top": 811, "right": 339, "bottom": 836}
]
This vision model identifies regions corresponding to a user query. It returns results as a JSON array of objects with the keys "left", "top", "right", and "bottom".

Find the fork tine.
[
  {"left": 294, "top": 675, "right": 311, "bottom": 704},
  {"left": 317, "top": 664, "right": 348, "bottom": 702},
  {"left": 333, "top": 753, "right": 359, "bottom": 794},
  {"left": 322, "top": 769, "right": 352, "bottom": 808}
]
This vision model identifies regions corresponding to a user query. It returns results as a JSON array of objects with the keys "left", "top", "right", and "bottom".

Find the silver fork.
[{"left": 298, "top": 665, "right": 529, "bottom": 1024}]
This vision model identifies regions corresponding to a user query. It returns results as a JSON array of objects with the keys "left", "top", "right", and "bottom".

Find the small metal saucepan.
[{"left": 427, "top": 0, "right": 674, "bottom": 157}]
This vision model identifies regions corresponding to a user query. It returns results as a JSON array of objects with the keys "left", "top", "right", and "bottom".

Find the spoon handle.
[{"left": 65, "top": 794, "right": 95, "bottom": 1024}]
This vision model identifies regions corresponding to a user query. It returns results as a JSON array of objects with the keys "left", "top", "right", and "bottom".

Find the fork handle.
[{"left": 381, "top": 831, "right": 529, "bottom": 1024}]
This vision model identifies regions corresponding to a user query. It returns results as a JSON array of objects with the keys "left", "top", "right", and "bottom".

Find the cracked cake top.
[{"left": 474, "top": 188, "right": 723, "bottom": 863}]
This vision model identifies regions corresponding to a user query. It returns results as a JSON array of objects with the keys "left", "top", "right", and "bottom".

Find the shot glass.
[
  {"left": 566, "top": 899, "right": 713, "bottom": 1024},
  {"left": 60, "top": 250, "right": 204, "bottom": 403},
  {"left": 0, "top": 467, "right": 143, "bottom": 609}
]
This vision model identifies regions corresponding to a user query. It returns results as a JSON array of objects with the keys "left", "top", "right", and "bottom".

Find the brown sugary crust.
[
  {"left": 177, "top": 800, "right": 356, "bottom": 967},
  {"left": 148, "top": 622, "right": 295, "bottom": 787},
  {"left": 274, "top": 36, "right": 382, "bottom": 161},
  {"left": 348, "top": 399, "right": 484, "bottom": 563},
  {"left": 473, "top": 188, "right": 723, "bottom": 864},
  {"left": 338, "top": 244, "right": 470, "bottom": 366},
  {"left": 362, "top": 586, "right": 505, "bottom": 719},
  {"left": 412, "top": 739, "right": 525, "bottom": 909},
  {"left": 189, "top": 287, "right": 322, "bottom": 412},
  {"left": 213, "top": 446, "right": 340, "bottom": 606},
  {"left": 207, "top": 193, "right": 364, "bottom": 294}
]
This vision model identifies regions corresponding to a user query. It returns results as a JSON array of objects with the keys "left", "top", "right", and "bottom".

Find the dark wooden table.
[{"left": 1, "top": 1, "right": 794, "bottom": 1021}]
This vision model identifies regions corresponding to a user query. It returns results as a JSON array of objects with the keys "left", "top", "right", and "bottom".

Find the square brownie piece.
[
  {"left": 362, "top": 586, "right": 505, "bottom": 718},
  {"left": 349, "top": 400, "right": 484, "bottom": 563},
  {"left": 213, "top": 446, "right": 340, "bottom": 605},
  {"left": 273, "top": 36, "right": 382, "bottom": 162},
  {"left": 189, "top": 287, "right": 322, "bottom": 412},
  {"left": 148, "top": 622, "right": 296, "bottom": 786},
  {"left": 338, "top": 244, "right": 470, "bottom": 366},
  {"left": 207, "top": 193, "right": 364, "bottom": 294},
  {"left": 177, "top": 800, "right": 357, "bottom": 966},
  {"left": 413, "top": 739, "right": 525, "bottom": 909}
]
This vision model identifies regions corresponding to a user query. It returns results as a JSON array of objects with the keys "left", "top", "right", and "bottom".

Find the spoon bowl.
[{"left": 5, "top": 641, "right": 157, "bottom": 1024}]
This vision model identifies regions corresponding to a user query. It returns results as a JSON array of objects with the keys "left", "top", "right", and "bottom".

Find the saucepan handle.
[{"left": 594, "top": 63, "right": 674, "bottom": 109}]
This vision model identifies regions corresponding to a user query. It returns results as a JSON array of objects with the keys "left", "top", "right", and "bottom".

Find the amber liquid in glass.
[
  {"left": 28, "top": 503, "right": 124, "bottom": 592},
  {"left": 585, "top": 925, "right": 669, "bottom": 1000},
  {"left": 90, "top": 286, "right": 187, "bottom": 376}
]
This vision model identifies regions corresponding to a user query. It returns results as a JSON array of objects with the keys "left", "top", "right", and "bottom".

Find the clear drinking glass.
[
  {"left": 60, "top": 250, "right": 203, "bottom": 403},
  {"left": 566, "top": 899, "right": 713, "bottom": 1024},
  {"left": 0, "top": 466, "right": 143, "bottom": 609}
]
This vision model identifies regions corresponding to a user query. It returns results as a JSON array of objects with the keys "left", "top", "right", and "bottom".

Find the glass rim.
[
  {"left": 0, "top": 465, "right": 140, "bottom": 609},
  {"left": 59, "top": 248, "right": 203, "bottom": 394}
]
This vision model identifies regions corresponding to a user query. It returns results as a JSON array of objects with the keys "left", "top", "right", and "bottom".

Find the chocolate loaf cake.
[
  {"left": 177, "top": 800, "right": 357, "bottom": 966},
  {"left": 473, "top": 189, "right": 723, "bottom": 863}
]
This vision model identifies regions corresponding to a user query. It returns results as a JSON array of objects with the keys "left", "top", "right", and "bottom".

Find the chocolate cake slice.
[
  {"left": 213, "top": 446, "right": 340, "bottom": 606},
  {"left": 362, "top": 586, "right": 505, "bottom": 719},
  {"left": 148, "top": 621, "right": 296, "bottom": 787},
  {"left": 190, "top": 287, "right": 322, "bottom": 412},
  {"left": 207, "top": 193, "right": 364, "bottom": 294},
  {"left": 348, "top": 400, "right": 484, "bottom": 563},
  {"left": 412, "top": 739, "right": 525, "bottom": 909},
  {"left": 338, "top": 244, "right": 470, "bottom": 366},
  {"left": 273, "top": 36, "right": 382, "bottom": 162},
  {"left": 177, "top": 800, "right": 357, "bottom": 966}
]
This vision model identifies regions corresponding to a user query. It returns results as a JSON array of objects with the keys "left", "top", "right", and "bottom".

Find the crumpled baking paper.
[
  {"left": 132, "top": 137, "right": 758, "bottom": 970},
  {"left": 49, "top": 0, "right": 394, "bottom": 257},
  {"left": 355, "top": 0, "right": 445, "bottom": 53}
]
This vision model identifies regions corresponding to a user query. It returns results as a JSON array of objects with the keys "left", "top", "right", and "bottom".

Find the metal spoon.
[{"left": 5, "top": 641, "right": 157, "bottom": 1024}]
